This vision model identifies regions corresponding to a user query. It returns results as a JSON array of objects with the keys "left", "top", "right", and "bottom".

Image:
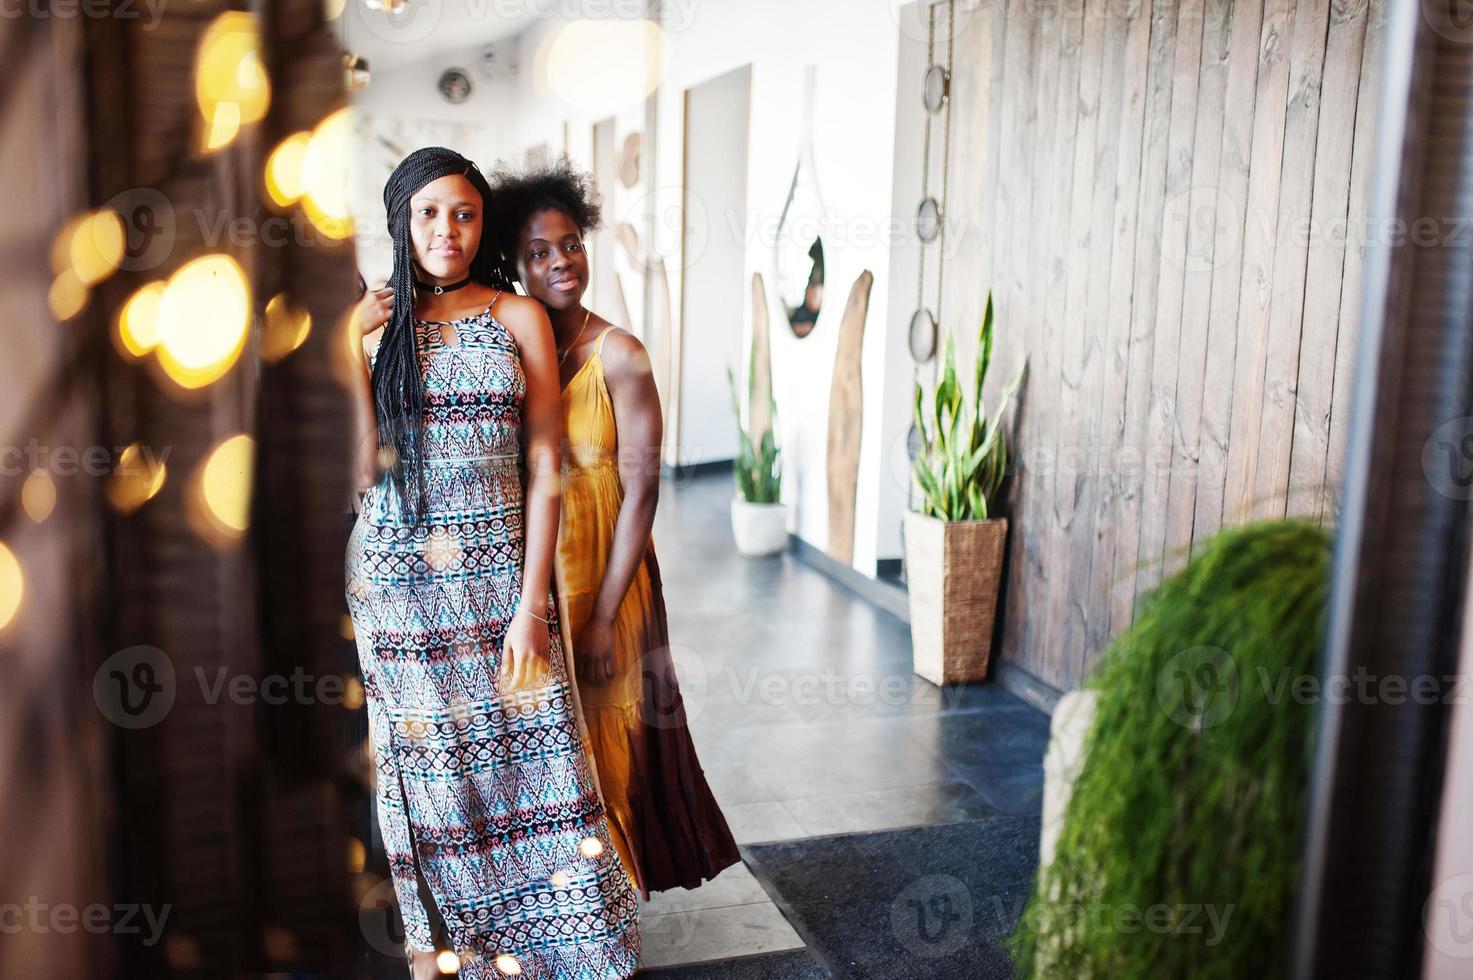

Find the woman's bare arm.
[
  {"left": 587, "top": 329, "right": 663, "bottom": 630},
  {"left": 499, "top": 294, "right": 564, "bottom": 683},
  {"left": 347, "top": 283, "right": 392, "bottom": 494}
]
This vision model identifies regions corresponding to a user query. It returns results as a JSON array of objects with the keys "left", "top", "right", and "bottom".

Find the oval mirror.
[
  {"left": 909, "top": 308, "right": 938, "bottom": 363},
  {"left": 922, "top": 64, "right": 950, "bottom": 113},
  {"left": 916, "top": 197, "right": 943, "bottom": 244}
]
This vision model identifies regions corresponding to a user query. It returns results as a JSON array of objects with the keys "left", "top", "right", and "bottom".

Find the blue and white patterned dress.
[{"left": 345, "top": 304, "right": 640, "bottom": 980}]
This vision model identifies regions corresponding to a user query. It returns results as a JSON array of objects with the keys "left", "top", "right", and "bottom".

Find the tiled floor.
[{"left": 639, "top": 469, "right": 1052, "bottom": 973}]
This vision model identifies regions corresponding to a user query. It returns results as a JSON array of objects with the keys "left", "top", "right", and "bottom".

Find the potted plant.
[
  {"left": 905, "top": 290, "right": 1025, "bottom": 684},
  {"left": 727, "top": 360, "right": 786, "bottom": 557}
]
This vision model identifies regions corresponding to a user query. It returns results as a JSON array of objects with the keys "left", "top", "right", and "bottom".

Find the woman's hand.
[
  {"left": 500, "top": 608, "right": 551, "bottom": 693},
  {"left": 574, "top": 615, "right": 617, "bottom": 682},
  {"left": 352, "top": 287, "right": 394, "bottom": 336}
]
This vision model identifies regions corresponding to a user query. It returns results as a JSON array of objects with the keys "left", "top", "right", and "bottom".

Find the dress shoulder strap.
[
  {"left": 594, "top": 325, "right": 616, "bottom": 358},
  {"left": 485, "top": 289, "right": 503, "bottom": 318}
]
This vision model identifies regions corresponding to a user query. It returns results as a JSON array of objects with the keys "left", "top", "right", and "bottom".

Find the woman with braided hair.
[{"left": 344, "top": 147, "right": 639, "bottom": 979}]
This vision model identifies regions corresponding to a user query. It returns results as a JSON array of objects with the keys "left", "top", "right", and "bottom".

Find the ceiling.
[{"left": 334, "top": 0, "right": 551, "bottom": 72}]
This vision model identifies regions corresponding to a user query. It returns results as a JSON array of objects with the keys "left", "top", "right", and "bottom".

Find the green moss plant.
[{"left": 1008, "top": 520, "right": 1332, "bottom": 978}]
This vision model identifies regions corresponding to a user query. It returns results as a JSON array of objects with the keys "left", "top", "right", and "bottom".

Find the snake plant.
[
  {"left": 911, "top": 290, "right": 1025, "bottom": 521},
  {"left": 727, "top": 354, "right": 781, "bottom": 505}
]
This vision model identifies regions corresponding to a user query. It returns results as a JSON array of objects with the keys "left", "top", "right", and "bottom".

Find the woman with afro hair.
[{"left": 491, "top": 157, "right": 740, "bottom": 899}]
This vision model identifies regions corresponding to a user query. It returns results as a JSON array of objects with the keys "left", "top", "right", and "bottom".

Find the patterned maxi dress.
[{"left": 345, "top": 305, "right": 641, "bottom": 980}]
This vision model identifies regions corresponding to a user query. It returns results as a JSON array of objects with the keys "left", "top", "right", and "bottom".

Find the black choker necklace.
[{"left": 414, "top": 276, "right": 473, "bottom": 295}]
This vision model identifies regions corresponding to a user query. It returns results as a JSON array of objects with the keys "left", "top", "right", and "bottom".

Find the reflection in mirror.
[
  {"left": 774, "top": 66, "right": 827, "bottom": 338},
  {"left": 778, "top": 235, "right": 824, "bottom": 338}
]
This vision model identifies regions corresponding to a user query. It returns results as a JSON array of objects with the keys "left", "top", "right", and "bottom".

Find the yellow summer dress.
[{"left": 554, "top": 325, "right": 740, "bottom": 899}]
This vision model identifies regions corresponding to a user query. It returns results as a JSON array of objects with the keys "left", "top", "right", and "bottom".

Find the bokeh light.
[
  {"left": 537, "top": 20, "right": 666, "bottom": 113},
  {"left": 265, "top": 131, "right": 311, "bottom": 208},
  {"left": 156, "top": 254, "right": 250, "bottom": 390},
  {"left": 436, "top": 951, "right": 461, "bottom": 974},
  {"left": 346, "top": 837, "right": 366, "bottom": 873},
  {"left": 578, "top": 836, "right": 604, "bottom": 858},
  {"left": 0, "top": 541, "right": 23, "bottom": 632},
  {"left": 21, "top": 471, "right": 56, "bottom": 524},
  {"left": 70, "top": 210, "right": 125, "bottom": 285},
  {"left": 263, "top": 292, "right": 312, "bottom": 362},
  {"left": 195, "top": 12, "right": 270, "bottom": 151},
  {"left": 493, "top": 953, "right": 522, "bottom": 976},
  {"left": 193, "top": 434, "right": 255, "bottom": 542},
  {"left": 301, "top": 109, "right": 354, "bottom": 239},
  {"left": 202, "top": 101, "right": 242, "bottom": 152},
  {"left": 48, "top": 269, "right": 87, "bottom": 321},
  {"left": 115, "top": 281, "right": 166, "bottom": 360},
  {"left": 107, "top": 443, "right": 168, "bottom": 514}
]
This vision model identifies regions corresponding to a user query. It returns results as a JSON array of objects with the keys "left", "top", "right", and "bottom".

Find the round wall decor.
[
  {"left": 916, "top": 197, "right": 943, "bottom": 243},
  {"left": 908, "top": 308, "right": 938, "bottom": 363},
  {"left": 438, "top": 68, "right": 473, "bottom": 104},
  {"left": 922, "top": 64, "right": 950, "bottom": 113}
]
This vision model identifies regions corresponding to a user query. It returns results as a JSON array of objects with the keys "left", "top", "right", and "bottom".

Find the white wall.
[
  {"left": 646, "top": 0, "right": 904, "bottom": 574},
  {"left": 347, "top": 39, "right": 522, "bottom": 284},
  {"left": 677, "top": 65, "right": 751, "bottom": 466}
]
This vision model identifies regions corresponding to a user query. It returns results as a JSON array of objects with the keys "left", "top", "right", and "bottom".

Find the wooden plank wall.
[{"left": 930, "top": 0, "right": 1384, "bottom": 690}]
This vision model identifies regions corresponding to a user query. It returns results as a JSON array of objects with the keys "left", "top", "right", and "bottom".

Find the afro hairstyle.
[{"left": 490, "top": 155, "right": 604, "bottom": 276}]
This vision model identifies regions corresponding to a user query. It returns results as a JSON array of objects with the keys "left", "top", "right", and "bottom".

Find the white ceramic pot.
[{"left": 730, "top": 498, "right": 789, "bottom": 557}]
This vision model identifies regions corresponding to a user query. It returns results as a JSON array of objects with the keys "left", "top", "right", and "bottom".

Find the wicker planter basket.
[{"left": 903, "top": 511, "right": 1008, "bottom": 685}]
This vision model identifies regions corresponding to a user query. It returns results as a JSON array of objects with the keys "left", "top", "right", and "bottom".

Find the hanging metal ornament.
[
  {"left": 909, "top": 0, "right": 955, "bottom": 367},
  {"left": 916, "top": 197, "right": 943, "bottom": 243},
  {"left": 909, "top": 308, "right": 938, "bottom": 363},
  {"left": 922, "top": 63, "right": 950, "bottom": 113}
]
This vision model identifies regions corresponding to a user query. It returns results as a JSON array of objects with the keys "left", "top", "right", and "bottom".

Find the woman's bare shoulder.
[
  {"left": 599, "top": 327, "right": 650, "bottom": 380},
  {"left": 492, "top": 292, "right": 550, "bottom": 333}
]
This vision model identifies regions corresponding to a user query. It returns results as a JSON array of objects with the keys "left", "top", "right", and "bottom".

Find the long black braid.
[{"left": 374, "top": 147, "right": 514, "bottom": 524}]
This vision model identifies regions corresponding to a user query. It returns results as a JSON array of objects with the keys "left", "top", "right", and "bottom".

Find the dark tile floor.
[
  {"left": 359, "top": 466, "right": 1053, "bottom": 977},
  {"left": 643, "top": 468, "right": 1053, "bottom": 972}
]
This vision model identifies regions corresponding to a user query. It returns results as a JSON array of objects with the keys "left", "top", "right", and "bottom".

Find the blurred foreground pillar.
[{"left": 1, "top": 0, "right": 362, "bottom": 974}]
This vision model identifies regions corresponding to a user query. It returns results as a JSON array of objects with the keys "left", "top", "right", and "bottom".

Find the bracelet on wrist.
[{"left": 518, "top": 604, "right": 549, "bottom": 625}]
